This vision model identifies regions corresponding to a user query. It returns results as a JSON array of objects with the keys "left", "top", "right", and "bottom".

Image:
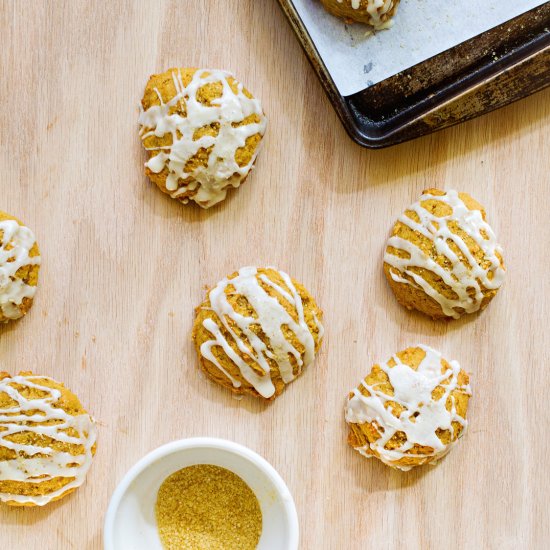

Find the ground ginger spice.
[{"left": 155, "top": 464, "right": 263, "bottom": 549}]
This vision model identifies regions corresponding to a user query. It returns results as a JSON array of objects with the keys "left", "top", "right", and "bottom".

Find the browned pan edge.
[{"left": 278, "top": 1, "right": 550, "bottom": 148}]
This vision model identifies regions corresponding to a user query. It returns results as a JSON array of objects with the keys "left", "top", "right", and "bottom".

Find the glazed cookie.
[
  {"left": 0, "top": 372, "right": 97, "bottom": 506},
  {"left": 384, "top": 189, "right": 505, "bottom": 320},
  {"left": 192, "top": 267, "right": 324, "bottom": 400},
  {"left": 319, "top": 0, "right": 401, "bottom": 29},
  {"left": 139, "top": 68, "right": 267, "bottom": 209},
  {"left": 345, "top": 345, "right": 471, "bottom": 471},
  {"left": 0, "top": 211, "right": 40, "bottom": 323}
]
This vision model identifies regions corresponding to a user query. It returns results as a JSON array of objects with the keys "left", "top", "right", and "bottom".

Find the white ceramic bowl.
[{"left": 104, "top": 437, "right": 299, "bottom": 550}]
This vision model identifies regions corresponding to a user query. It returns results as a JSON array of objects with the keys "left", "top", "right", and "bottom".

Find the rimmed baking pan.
[{"left": 278, "top": 1, "right": 550, "bottom": 148}]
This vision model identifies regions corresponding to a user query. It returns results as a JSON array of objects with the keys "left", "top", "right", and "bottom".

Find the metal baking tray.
[{"left": 278, "top": 1, "right": 550, "bottom": 148}]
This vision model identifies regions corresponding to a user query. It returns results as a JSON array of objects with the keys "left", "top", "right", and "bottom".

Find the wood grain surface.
[{"left": 1, "top": 1, "right": 549, "bottom": 549}]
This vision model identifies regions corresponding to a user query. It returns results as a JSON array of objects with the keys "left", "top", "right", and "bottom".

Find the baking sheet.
[{"left": 292, "top": 0, "right": 548, "bottom": 96}]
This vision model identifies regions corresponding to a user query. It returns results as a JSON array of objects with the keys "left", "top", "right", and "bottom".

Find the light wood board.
[{"left": 1, "top": 1, "right": 549, "bottom": 548}]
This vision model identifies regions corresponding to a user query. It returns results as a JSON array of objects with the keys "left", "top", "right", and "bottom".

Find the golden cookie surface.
[
  {"left": 193, "top": 267, "right": 323, "bottom": 400},
  {"left": 0, "top": 211, "right": 40, "bottom": 323},
  {"left": 345, "top": 345, "right": 471, "bottom": 470},
  {"left": 139, "top": 68, "right": 267, "bottom": 209},
  {"left": 384, "top": 188, "right": 505, "bottom": 320},
  {"left": 319, "top": 0, "right": 401, "bottom": 28},
  {"left": 0, "top": 372, "right": 97, "bottom": 506}
]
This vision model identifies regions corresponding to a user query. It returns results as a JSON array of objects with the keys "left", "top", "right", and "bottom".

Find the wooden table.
[{"left": 1, "top": 1, "right": 549, "bottom": 548}]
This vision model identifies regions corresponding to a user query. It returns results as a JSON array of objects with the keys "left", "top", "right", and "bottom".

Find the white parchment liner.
[{"left": 292, "top": 0, "right": 547, "bottom": 96}]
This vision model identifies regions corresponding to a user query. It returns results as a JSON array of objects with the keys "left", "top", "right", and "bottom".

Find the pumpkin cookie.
[
  {"left": 319, "top": 0, "right": 401, "bottom": 29},
  {"left": 345, "top": 345, "right": 471, "bottom": 471},
  {"left": 0, "top": 372, "right": 97, "bottom": 506},
  {"left": 139, "top": 68, "right": 267, "bottom": 209},
  {"left": 192, "top": 267, "right": 324, "bottom": 400},
  {"left": 383, "top": 188, "right": 505, "bottom": 320},
  {"left": 0, "top": 211, "right": 40, "bottom": 323}
]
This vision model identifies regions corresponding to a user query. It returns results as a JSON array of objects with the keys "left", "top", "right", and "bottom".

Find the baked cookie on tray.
[
  {"left": 0, "top": 372, "right": 97, "bottom": 506},
  {"left": 0, "top": 211, "right": 40, "bottom": 323},
  {"left": 345, "top": 345, "right": 471, "bottom": 471},
  {"left": 319, "top": 0, "right": 401, "bottom": 29},
  {"left": 384, "top": 188, "right": 505, "bottom": 320},
  {"left": 139, "top": 68, "right": 267, "bottom": 209},
  {"left": 192, "top": 267, "right": 324, "bottom": 400}
]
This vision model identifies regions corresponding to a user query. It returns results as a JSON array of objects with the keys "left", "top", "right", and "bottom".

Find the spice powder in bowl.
[{"left": 155, "top": 464, "right": 263, "bottom": 550}]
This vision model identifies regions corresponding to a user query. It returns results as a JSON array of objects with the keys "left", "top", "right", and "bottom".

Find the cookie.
[
  {"left": 345, "top": 345, "right": 471, "bottom": 471},
  {"left": 384, "top": 188, "right": 505, "bottom": 320},
  {"left": 0, "top": 211, "right": 40, "bottom": 323},
  {"left": 319, "top": 0, "right": 401, "bottom": 29},
  {"left": 192, "top": 267, "right": 324, "bottom": 400},
  {"left": 139, "top": 68, "right": 267, "bottom": 209},
  {"left": 0, "top": 372, "right": 97, "bottom": 506}
]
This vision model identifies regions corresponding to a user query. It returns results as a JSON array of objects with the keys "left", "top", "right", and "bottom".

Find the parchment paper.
[{"left": 291, "top": 0, "right": 547, "bottom": 96}]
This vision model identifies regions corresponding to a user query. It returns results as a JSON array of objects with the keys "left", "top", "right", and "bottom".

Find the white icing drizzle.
[
  {"left": 336, "top": 0, "right": 397, "bottom": 29},
  {"left": 384, "top": 189, "right": 505, "bottom": 319},
  {"left": 0, "top": 220, "right": 41, "bottom": 321},
  {"left": 0, "top": 375, "right": 96, "bottom": 505},
  {"left": 199, "top": 267, "right": 323, "bottom": 399},
  {"left": 345, "top": 345, "right": 471, "bottom": 471},
  {"left": 138, "top": 69, "right": 267, "bottom": 209}
]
